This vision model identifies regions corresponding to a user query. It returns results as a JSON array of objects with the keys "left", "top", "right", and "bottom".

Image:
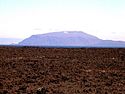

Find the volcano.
[{"left": 18, "top": 31, "right": 125, "bottom": 47}]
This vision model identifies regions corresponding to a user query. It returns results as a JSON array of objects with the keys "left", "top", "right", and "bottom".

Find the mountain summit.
[{"left": 18, "top": 31, "right": 125, "bottom": 47}]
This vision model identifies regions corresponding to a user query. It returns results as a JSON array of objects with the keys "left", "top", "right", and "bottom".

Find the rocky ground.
[{"left": 0, "top": 46, "right": 125, "bottom": 94}]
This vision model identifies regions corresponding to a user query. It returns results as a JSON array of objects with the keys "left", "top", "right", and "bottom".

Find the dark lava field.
[{"left": 0, "top": 46, "right": 125, "bottom": 94}]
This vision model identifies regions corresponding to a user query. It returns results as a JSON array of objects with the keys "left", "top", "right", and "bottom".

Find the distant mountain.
[
  {"left": 94, "top": 40, "right": 125, "bottom": 47},
  {"left": 18, "top": 31, "right": 125, "bottom": 47},
  {"left": 0, "top": 38, "right": 23, "bottom": 45}
]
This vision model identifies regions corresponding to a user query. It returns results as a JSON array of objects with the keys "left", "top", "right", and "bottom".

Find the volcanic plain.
[{"left": 0, "top": 46, "right": 125, "bottom": 94}]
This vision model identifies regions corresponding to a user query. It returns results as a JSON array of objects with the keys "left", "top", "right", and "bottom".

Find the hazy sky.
[{"left": 0, "top": 0, "right": 125, "bottom": 41}]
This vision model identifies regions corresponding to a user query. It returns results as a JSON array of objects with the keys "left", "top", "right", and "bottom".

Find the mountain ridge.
[{"left": 18, "top": 31, "right": 125, "bottom": 47}]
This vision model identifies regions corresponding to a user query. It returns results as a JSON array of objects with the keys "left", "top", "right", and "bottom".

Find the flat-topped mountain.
[{"left": 18, "top": 31, "right": 125, "bottom": 47}]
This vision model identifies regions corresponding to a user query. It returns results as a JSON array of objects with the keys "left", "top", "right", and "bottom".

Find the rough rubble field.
[{"left": 0, "top": 46, "right": 125, "bottom": 94}]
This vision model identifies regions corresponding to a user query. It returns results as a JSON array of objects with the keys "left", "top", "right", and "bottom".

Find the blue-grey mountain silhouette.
[{"left": 18, "top": 31, "right": 125, "bottom": 47}]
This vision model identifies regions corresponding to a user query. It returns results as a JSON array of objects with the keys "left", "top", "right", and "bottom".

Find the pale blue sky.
[{"left": 0, "top": 0, "right": 125, "bottom": 41}]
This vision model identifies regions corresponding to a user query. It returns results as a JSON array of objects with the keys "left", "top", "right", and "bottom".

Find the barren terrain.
[{"left": 0, "top": 46, "right": 125, "bottom": 94}]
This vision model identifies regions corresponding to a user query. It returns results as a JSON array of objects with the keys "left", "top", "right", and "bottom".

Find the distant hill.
[
  {"left": 0, "top": 38, "right": 23, "bottom": 45},
  {"left": 18, "top": 31, "right": 125, "bottom": 47}
]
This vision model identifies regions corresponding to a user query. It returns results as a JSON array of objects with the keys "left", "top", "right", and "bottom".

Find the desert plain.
[{"left": 0, "top": 46, "right": 125, "bottom": 94}]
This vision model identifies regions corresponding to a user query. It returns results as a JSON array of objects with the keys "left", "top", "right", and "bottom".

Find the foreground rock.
[{"left": 0, "top": 46, "right": 125, "bottom": 93}]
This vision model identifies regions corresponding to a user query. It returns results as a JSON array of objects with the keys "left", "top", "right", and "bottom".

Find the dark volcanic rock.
[{"left": 0, "top": 47, "right": 125, "bottom": 93}]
